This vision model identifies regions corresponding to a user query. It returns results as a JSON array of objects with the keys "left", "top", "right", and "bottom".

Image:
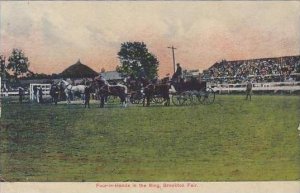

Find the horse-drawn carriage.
[
  {"left": 49, "top": 75, "right": 215, "bottom": 108},
  {"left": 126, "top": 76, "right": 215, "bottom": 107},
  {"left": 126, "top": 77, "right": 170, "bottom": 106},
  {"left": 170, "top": 79, "right": 215, "bottom": 106}
]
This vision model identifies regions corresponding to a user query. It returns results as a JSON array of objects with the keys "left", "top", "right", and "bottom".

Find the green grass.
[{"left": 0, "top": 95, "right": 299, "bottom": 181}]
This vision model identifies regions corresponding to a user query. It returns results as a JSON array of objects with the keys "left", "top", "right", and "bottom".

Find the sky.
[{"left": 0, "top": 1, "right": 300, "bottom": 77}]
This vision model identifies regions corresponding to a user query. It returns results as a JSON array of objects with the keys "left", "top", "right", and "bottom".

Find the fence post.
[{"left": 0, "top": 77, "right": 1, "bottom": 118}]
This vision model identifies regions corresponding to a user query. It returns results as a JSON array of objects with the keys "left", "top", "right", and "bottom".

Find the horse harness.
[{"left": 62, "top": 81, "right": 74, "bottom": 91}]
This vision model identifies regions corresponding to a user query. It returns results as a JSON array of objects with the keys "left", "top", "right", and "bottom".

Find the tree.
[
  {"left": 0, "top": 54, "right": 12, "bottom": 89},
  {"left": 7, "top": 49, "right": 30, "bottom": 81},
  {"left": 117, "top": 42, "right": 159, "bottom": 79},
  {"left": 0, "top": 55, "right": 6, "bottom": 77}
]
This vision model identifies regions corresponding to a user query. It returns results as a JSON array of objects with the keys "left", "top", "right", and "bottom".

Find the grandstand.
[{"left": 202, "top": 55, "right": 300, "bottom": 84}]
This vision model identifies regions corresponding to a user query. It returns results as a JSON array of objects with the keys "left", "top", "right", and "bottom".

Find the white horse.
[{"left": 59, "top": 80, "right": 86, "bottom": 104}]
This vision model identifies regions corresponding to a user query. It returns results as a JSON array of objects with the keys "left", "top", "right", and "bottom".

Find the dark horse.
[
  {"left": 142, "top": 79, "right": 170, "bottom": 107},
  {"left": 93, "top": 78, "right": 128, "bottom": 108}
]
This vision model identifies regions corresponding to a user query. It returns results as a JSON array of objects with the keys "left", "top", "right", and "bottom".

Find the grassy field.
[{"left": 0, "top": 95, "right": 299, "bottom": 181}]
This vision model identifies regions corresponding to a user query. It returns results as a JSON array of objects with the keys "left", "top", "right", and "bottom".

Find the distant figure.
[
  {"left": 84, "top": 83, "right": 91, "bottom": 108},
  {"left": 50, "top": 84, "right": 59, "bottom": 105},
  {"left": 172, "top": 63, "right": 182, "bottom": 83},
  {"left": 18, "top": 87, "right": 24, "bottom": 104},
  {"left": 95, "top": 74, "right": 111, "bottom": 92},
  {"left": 245, "top": 80, "right": 253, "bottom": 101},
  {"left": 95, "top": 74, "right": 110, "bottom": 86},
  {"left": 38, "top": 87, "right": 43, "bottom": 103},
  {"left": 33, "top": 86, "right": 38, "bottom": 102}
]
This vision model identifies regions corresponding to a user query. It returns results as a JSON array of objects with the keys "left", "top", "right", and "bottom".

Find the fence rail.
[
  {"left": 209, "top": 81, "right": 300, "bottom": 94},
  {"left": 1, "top": 82, "right": 300, "bottom": 97},
  {"left": 0, "top": 91, "right": 51, "bottom": 97}
]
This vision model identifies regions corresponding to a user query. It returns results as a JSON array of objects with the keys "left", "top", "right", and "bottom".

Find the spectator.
[
  {"left": 84, "top": 83, "right": 91, "bottom": 108},
  {"left": 33, "top": 86, "right": 38, "bottom": 102},
  {"left": 18, "top": 87, "right": 24, "bottom": 104},
  {"left": 38, "top": 87, "right": 43, "bottom": 103},
  {"left": 202, "top": 55, "right": 300, "bottom": 83}
]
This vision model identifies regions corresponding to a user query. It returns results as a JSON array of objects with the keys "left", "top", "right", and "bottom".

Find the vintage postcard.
[{"left": 0, "top": 1, "right": 299, "bottom": 193}]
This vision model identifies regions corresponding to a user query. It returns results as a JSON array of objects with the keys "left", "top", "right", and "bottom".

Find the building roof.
[
  {"left": 60, "top": 59, "right": 98, "bottom": 78},
  {"left": 100, "top": 71, "right": 123, "bottom": 80}
]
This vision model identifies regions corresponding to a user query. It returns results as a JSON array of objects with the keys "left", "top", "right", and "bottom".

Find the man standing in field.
[
  {"left": 84, "top": 82, "right": 91, "bottom": 108},
  {"left": 245, "top": 80, "right": 253, "bottom": 101},
  {"left": 18, "top": 87, "right": 24, "bottom": 104},
  {"left": 38, "top": 87, "right": 43, "bottom": 103},
  {"left": 33, "top": 85, "right": 38, "bottom": 102}
]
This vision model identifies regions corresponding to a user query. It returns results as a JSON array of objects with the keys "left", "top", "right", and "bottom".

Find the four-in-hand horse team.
[
  {"left": 50, "top": 72, "right": 175, "bottom": 108},
  {"left": 48, "top": 63, "right": 252, "bottom": 108}
]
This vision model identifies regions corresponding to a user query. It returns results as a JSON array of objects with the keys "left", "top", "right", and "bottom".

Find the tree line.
[{"left": 0, "top": 41, "right": 160, "bottom": 86}]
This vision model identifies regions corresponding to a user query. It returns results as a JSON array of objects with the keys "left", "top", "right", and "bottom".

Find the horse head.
[{"left": 58, "top": 80, "right": 70, "bottom": 89}]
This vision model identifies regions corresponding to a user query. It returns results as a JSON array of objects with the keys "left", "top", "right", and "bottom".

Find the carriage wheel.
[
  {"left": 182, "top": 91, "right": 193, "bottom": 106},
  {"left": 172, "top": 93, "right": 185, "bottom": 106},
  {"left": 153, "top": 96, "right": 164, "bottom": 104},
  {"left": 130, "top": 92, "right": 141, "bottom": 104},
  {"left": 191, "top": 92, "right": 202, "bottom": 105},
  {"left": 200, "top": 88, "right": 215, "bottom": 105}
]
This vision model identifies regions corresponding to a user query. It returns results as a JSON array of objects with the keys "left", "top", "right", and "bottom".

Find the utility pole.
[{"left": 167, "top": 46, "right": 177, "bottom": 74}]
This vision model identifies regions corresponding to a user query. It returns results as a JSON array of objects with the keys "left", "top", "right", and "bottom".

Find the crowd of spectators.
[{"left": 202, "top": 55, "right": 300, "bottom": 84}]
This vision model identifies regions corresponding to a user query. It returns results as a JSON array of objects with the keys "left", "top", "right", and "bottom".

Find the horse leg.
[
  {"left": 142, "top": 95, "right": 146, "bottom": 107},
  {"left": 100, "top": 96, "right": 105, "bottom": 108},
  {"left": 68, "top": 93, "right": 70, "bottom": 103},
  {"left": 146, "top": 94, "right": 151, "bottom": 107},
  {"left": 82, "top": 94, "right": 85, "bottom": 104},
  {"left": 119, "top": 93, "right": 127, "bottom": 108},
  {"left": 143, "top": 93, "right": 150, "bottom": 107},
  {"left": 120, "top": 97, "right": 125, "bottom": 108},
  {"left": 121, "top": 95, "right": 127, "bottom": 108},
  {"left": 165, "top": 95, "right": 170, "bottom": 106},
  {"left": 65, "top": 93, "right": 70, "bottom": 104}
]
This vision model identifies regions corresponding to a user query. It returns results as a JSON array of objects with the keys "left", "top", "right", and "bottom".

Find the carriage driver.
[{"left": 172, "top": 63, "right": 182, "bottom": 83}]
